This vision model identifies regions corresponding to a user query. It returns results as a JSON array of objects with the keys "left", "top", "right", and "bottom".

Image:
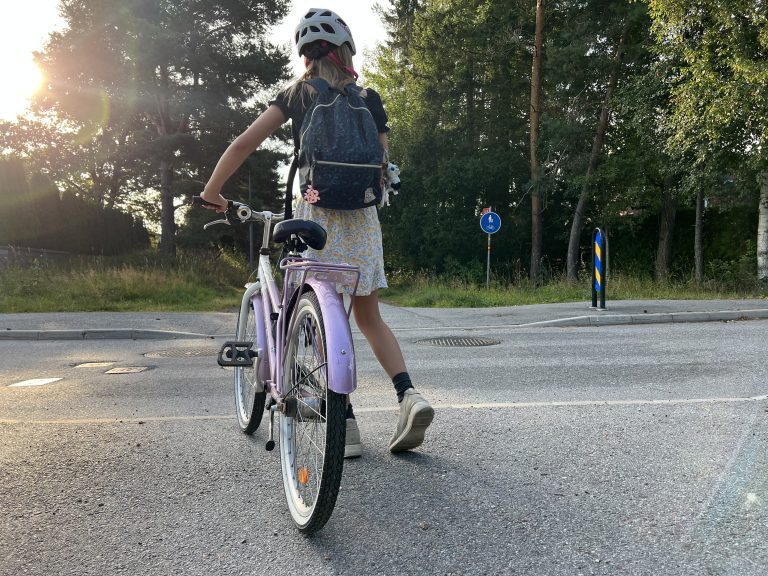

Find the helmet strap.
[{"left": 327, "top": 50, "right": 359, "bottom": 81}]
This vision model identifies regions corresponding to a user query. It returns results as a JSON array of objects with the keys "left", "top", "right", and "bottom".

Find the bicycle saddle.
[{"left": 272, "top": 219, "right": 327, "bottom": 250}]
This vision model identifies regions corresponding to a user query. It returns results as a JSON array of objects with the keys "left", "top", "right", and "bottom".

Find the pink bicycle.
[{"left": 194, "top": 196, "right": 359, "bottom": 533}]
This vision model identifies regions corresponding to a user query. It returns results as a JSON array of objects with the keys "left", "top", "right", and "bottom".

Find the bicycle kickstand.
[{"left": 265, "top": 405, "right": 277, "bottom": 452}]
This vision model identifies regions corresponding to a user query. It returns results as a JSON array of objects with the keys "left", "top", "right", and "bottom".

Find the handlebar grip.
[{"left": 191, "top": 195, "right": 232, "bottom": 210}]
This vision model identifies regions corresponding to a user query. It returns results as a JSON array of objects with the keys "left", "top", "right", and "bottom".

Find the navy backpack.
[{"left": 296, "top": 78, "right": 384, "bottom": 210}]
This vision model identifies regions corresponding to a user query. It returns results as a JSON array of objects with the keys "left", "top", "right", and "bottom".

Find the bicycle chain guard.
[{"left": 217, "top": 341, "right": 256, "bottom": 367}]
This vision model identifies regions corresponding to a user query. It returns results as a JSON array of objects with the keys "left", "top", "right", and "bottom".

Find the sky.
[
  {"left": 0, "top": 1, "right": 65, "bottom": 120},
  {"left": 0, "top": 1, "right": 389, "bottom": 120}
]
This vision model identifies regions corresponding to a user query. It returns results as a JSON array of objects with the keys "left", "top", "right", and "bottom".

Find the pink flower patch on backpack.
[{"left": 303, "top": 185, "right": 320, "bottom": 204}]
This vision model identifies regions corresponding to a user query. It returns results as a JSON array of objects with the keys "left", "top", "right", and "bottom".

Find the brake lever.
[{"left": 203, "top": 219, "right": 229, "bottom": 230}]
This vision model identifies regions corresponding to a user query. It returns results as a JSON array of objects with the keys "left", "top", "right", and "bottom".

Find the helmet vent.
[
  {"left": 309, "top": 25, "right": 320, "bottom": 32},
  {"left": 321, "top": 23, "right": 334, "bottom": 33}
]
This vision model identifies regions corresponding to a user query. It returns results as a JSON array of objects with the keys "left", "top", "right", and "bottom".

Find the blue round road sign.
[{"left": 480, "top": 211, "right": 501, "bottom": 234}]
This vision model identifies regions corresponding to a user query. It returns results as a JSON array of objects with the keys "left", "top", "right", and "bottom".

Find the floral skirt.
[{"left": 293, "top": 200, "right": 388, "bottom": 296}]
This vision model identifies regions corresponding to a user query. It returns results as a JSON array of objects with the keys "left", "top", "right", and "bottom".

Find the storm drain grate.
[
  {"left": 416, "top": 336, "right": 501, "bottom": 347},
  {"left": 144, "top": 347, "right": 220, "bottom": 358}
]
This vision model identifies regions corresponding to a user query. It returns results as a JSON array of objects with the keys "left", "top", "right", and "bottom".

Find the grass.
[
  {"left": 1, "top": 252, "right": 765, "bottom": 312},
  {"left": 0, "top": 251, "right": 247, "bottom": 312},
  {"left": 379, "top": 272, "right": 768, "bottom": 308}
]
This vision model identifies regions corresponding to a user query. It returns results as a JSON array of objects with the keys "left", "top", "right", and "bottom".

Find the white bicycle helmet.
[{"left": 294, "top": 8, "right": 356, "bottom": 56}]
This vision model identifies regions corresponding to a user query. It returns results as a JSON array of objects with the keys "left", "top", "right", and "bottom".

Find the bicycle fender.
[{"left": 304, "top": 277, "right": 357, "bottom": 395}]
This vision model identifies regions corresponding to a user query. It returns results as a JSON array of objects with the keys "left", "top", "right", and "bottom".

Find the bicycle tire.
[
  {"left": 234, "top": 297, "right": 266, "bottom": 434},
  {"left": 279, "top": 291, "right": 345, "bottom": 533}
]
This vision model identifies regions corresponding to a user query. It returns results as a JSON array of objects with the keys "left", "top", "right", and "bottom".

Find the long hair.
[{"left": 285, "top": 42, "right": 357, "bottom": 108}]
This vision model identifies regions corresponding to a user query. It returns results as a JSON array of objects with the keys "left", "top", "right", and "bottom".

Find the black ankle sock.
[
  {"left": 346, "top": 403, "right": 355, "bottom": 420},
  {"left": 392, "top": 372, "right": 414, "bottom": 402}
]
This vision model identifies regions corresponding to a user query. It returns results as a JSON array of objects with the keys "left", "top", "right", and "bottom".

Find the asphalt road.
[{"left": 1, "top": 319, "right": 767, "bottom": 575}]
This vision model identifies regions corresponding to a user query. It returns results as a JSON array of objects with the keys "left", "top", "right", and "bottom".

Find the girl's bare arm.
[{"left": 201, "top": 105, "right": 287, "bottom": 210}]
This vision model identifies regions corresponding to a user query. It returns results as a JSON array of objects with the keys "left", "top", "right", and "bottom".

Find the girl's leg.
[
  {"left": 352, "top": 291, "right": 405, "bottom": 378},
  {"left": 352, "top": 290, "right": 434, "bottom": 453}
]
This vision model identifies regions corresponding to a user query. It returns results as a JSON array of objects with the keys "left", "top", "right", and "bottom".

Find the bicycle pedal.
[{"left": 217, "top": 341, "right": 256, "bottom": 367}]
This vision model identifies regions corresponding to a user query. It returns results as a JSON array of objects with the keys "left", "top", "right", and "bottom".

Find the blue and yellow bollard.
[{"left": 591, "top": 228, "right": 606, "bottom": 309}]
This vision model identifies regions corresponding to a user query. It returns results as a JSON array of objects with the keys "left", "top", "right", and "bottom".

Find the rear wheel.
[
  {"left": 280, "top": 291, "right": 345, "bottom": 533},
  {"left": 234, "top": 297, "right": 266, "bottom": 434}
]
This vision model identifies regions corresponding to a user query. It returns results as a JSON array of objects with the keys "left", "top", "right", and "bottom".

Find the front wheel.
[
  {"left": 234, "top": 297, "right": 266, "bottom": 434},
  {"left": 280, "top": 291, "right": 345, "bottom": 533}
]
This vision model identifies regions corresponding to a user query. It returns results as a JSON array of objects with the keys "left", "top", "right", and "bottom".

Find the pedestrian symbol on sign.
[{"left": 480, "top": 211, "right": 501, "bottom": 234}]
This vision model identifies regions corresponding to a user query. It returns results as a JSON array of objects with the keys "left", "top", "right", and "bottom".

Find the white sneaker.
[
  {"left": 388, "top": 389, "right": 434, "bottom": 453},
  {"left": 345, "top": 418, "right": 362, "bottom": 459}
]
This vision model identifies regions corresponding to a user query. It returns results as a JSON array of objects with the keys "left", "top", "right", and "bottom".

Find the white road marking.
[
  {"left": 0, "top": 393, "right": 765, "bottom": 424},
  {"left": 356, "top": 394, "right": 768, "bottom": 412},
  {"left": 8, "top": 378, "right": 63, "bottom": 388},
  {"left": 105, "top": 367, "right": 148, "bottom": 374},
  {"left": 75, "top": 362, "right": 115, "bottom": 368}
]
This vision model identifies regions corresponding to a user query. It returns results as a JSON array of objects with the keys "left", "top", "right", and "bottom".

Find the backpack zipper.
[
  {"left": 309, "top": 160, "right": 380, "bottom": 184},
  {"left": 314, "top": 160, "right": 381, "bottom": 169}
]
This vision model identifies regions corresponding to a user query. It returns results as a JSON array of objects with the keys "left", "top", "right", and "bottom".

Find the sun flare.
[{"left": 0, "top": 57, "right": 43, "bottom": 120}]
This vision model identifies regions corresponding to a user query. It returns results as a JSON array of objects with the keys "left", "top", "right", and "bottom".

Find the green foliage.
[
  {"left": 370, "top": 0, "right": 532, "bottom": 274},
  {"left": 647, "top": 0, "right": 768, "bottom": 167},
  {"left": 646, "top": 0, "right": 768, "bottom": 281},
  {"left": 0, "top": 158, "right": 149, "bottom": 254},
  {"left": 370, "top": 0, "right": 671, "bottom": 279},
  {"left": 605, "top": 204, "right": 759, "bottom": 287},
  {"left": 0, "top": 0, "right": 292, "bottom": 253}
]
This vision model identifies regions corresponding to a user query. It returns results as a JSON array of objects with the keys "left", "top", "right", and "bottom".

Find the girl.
[{"left": 200, "top": 8, "right": 433, "bottom": 458}]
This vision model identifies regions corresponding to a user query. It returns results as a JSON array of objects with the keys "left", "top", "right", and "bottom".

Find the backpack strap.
[
  {"left": 344, "top": 83, "right": 362, "bottom": 97},
  {"left": 305, "top": 77, "right": 331, "bottom": 94},
  {"left": 306, "top": 78, "right": 362, "bottom": 97},
  {"left": 287, "top": 79, "right": 329, "bottom": 219},
  {"left": 285, "top": 150, "right": 298, "bottom": 220}
]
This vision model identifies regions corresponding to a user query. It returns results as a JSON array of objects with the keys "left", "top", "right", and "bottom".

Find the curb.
[
  {"left": 522, "top": 308, "right": 768, "bottom": 328},
  {"left": 1, "top": 309, "right": 767, "bottom": 341},
  {"left": 0, "top": 329, "right": 213, "bottom": 341}
]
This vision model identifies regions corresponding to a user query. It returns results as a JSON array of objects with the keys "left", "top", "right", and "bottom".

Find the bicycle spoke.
[{"left": 295, "top": 423, "right": 325, "bottom": 457}]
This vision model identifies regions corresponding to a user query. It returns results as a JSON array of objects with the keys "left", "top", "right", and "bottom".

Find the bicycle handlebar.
[{"left": 191, "top": 196, "right": 285, "bottom": 229}]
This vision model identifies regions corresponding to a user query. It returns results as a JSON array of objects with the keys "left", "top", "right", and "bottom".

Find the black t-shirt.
[{"left": 269, "top": 83, "right": 390, "bottom": 150}]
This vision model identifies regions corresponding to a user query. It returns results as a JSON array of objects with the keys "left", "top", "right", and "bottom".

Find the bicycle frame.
[{"left": 244, "top": 213, "right": 360, "bottom": 406}]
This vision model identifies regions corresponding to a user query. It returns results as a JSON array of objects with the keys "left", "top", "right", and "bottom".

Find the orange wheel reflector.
[{"left": 298, "top": 467, "right": 310, "bottom": 485}]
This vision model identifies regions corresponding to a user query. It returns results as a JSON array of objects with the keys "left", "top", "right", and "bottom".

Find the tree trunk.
[
  {"left": 758, "top": 172, "right": 768, "bottom": 281},
  {"left": 158, "top": 159, "right": 175, "bottom": 256},
  {"left": 155, "top": 65, "right": 177, "bottom": 257},
  {"left": 529, "top": 0, "right": 545, "bottom": 284},
  {"left": 655, "top": 183, "right": 676, "bottom": 283},
  {"left": 694, "top": 187, "right": 704, "bottom": 285},
  {"left": 565, "top": 27, "right": 629, "bottom": 281}
]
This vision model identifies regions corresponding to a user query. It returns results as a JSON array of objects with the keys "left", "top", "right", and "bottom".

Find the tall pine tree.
[{"left": 31, "top": 0, "right": 290, "bottom": 255}]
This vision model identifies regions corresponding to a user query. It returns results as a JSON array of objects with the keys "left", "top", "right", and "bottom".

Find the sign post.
[{"left": 479, "top": 209, "right": 501, "bottom": 289}]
